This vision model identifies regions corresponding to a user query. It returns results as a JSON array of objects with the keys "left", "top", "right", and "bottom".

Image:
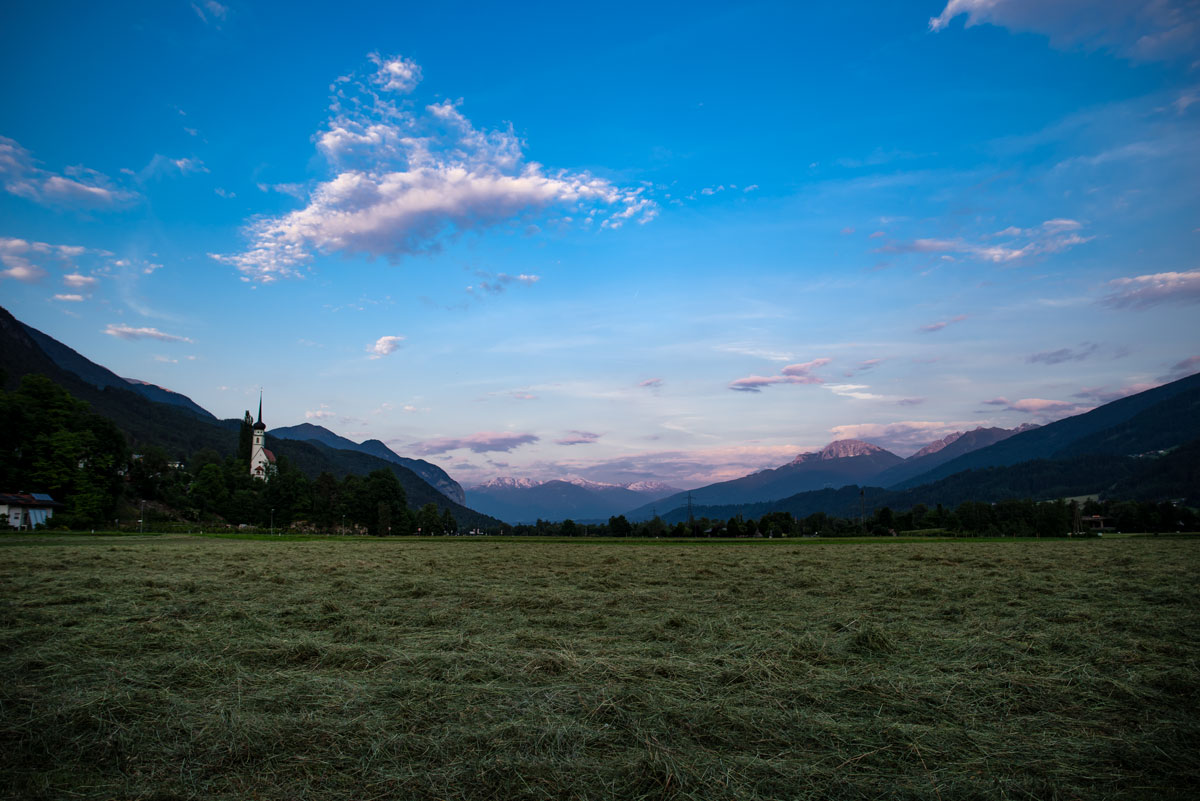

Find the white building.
[
  {"left": 1, "top": 493, "right": 60, "bottom": 529},
  {"left": 249, "top": 395, "right": 276, "bottom": 480}
]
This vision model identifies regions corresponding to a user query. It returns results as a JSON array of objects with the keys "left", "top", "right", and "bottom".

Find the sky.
[{"left": 2, "top": 0, "right": 1198, "bottom": 489}]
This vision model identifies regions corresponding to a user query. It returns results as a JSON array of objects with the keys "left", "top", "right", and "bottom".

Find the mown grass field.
[{"left": 1, "top": 535, "right": 1197, "bottom": 800}]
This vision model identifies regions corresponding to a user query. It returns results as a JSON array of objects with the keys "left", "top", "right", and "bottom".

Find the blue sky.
[{"left": 2, "top": 0, "right": 1198, "bottom": 488}]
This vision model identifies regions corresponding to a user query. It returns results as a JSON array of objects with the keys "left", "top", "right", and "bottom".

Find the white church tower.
[{"left": 249, "top": 392, "right": 275, "bottom": 480}]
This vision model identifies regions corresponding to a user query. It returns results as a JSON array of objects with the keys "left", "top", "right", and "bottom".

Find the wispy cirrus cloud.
[
  {"left": 410, "top": 431, "right": 539, "bottom": 455},
  {"left": 918, "top": 314, "right": 968, "bottom": 333},
  {"left": 929, "top": 0, "right": 1200, "bottom": 62},
  {"left": 1100, "top": 270, "right": 1200, "bottom": 309},
  {"left": 638, "top": 377, "right": 663, "bottom": 390},
  {"left": 0, "top": 136, "right": 136, "bottom": 209},
  {"left": 1027, "top": 342, "right": 1099, "bottom": 365},
  {"left": 728, "top": 358, "right": 831, "bottom": 393},
  {"left": 466, "top": 271, "right": 540, "bottom": 295},
  {"left": 191, "top": 1, "right": 228, "bottom": 25},
  {"left": 367, "top": 335, "right": 405, "bottom": 359},
  {"left": 213, "top": 53, "right": 656, "bottom": 282},
  {"left": 139, "top": 155, "right": 208, "bottom": 181},
  {"left": 878, "top": 219, "right": 1091, "bottom": 265},
  {"left": 103, "top": 324, "right": 194, "bottom": 343},
  {"left": 556, "top": 430, "right": 600, "bottom": 446}
]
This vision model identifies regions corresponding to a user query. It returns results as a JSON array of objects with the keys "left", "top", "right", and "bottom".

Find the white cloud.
[
  {"left": 823, "top": 383, "right": 883, "bottom": 400},
  {"left": 929, "top": 0, "right": 1200, "bottom": 62},
  {"left": 214, "top": 54, "right": 655, "bottom": 281},
  {"left": 1101, "top": 269, "right": 1200, "bottom": 309},
  {"left": 0, "top": 136, "right": 136, "bottom": 209},
  {"left": 63, "top": 273, "right": 98, "bottom": 289},
  {"left": 1, "top": 236, "right": 97, "bottom": 282},
  {"left": 103, "top": 324, "right": 194, "bottom": 343},
  {"left": 305, "top": 404, "right": 336, "bottom": 420},
  {"left": 369, "top": 52, "right": 422, "bottom": 93},
  {"left": 367, "top": 335, "right": 405, "bottom": 358},
  {"left": 52, "top": 293, "right": 84, "bottom": 302}
]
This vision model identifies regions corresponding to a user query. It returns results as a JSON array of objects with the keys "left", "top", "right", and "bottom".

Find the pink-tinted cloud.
[
  {"left": 1072, "top": 382, "right": 1159, "bottom": 404},
  {"left": 638, "top": 377, "right": 663, "bottom": 389},
  {"left": 0, "top": 136, "right": 136, "bottom": 209},
  {"left": 1160, "top": 355, "right": 1200, "bottom": 382},
  {"left": 918, "top": 314, "right": 967, "bottom": 333},
  {"left": 983, "top": 396, "right": 1089, "bottom": 417},
  {"left": 878, "top": 220, "right": 1091, "bottom": 264},
  {"left": 1101, "top": 270, "right": 1200, "bottom": 309},
  {"left": 555, "top": 430, "right": 600, "bottom": 446},
  {"left": 412, "top": 431, "right": 539, "bottom": 455},
  {"left": 730, "top": 358, "right": 831, "bottom": 392}
]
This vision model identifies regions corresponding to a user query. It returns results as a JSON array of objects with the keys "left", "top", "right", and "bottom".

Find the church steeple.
[
  {"left": 249, "top": 390, "right": 273, "bottom": 479},
  {"left": 253, "top": 390, "right": 266, "bottom": 431}
]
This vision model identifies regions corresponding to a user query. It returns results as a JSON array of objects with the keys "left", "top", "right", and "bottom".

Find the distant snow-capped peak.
[
  {"left": 790, "top": 439, "right": 889, "bottom": 464},
  {"left": 474, "top": 476, "right": 540, "bottom": 490}
]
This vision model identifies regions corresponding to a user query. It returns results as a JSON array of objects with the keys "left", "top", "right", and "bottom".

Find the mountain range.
[
  {"left": 0, "top": 306, "right": 499, "bottom": 530},
  {"left": 466, "top": 477, "right": 680, "bottom": 523},
  {"left": 2, "top": 302, "right": 1196, "bottom": 528}
]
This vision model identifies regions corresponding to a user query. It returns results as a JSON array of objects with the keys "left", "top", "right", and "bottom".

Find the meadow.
[{"left": 1, "top": 534, "right": 1197, "bottom": 800}]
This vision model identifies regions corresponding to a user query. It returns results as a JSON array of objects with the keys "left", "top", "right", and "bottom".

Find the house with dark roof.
[{"left": 0, "top": 493, "right": 62, "bottom": 530}]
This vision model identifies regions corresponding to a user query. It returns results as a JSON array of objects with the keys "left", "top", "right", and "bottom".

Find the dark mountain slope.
[
  {"left": 19, "top": 321, "right": 216, "bottom": 420},
  {"left": 2, "top": 307, "right": 235, "bottom": 457},
  {"left": 271, "top": 423, "right": 465, "bottom": 504},
  {"left": 875, "top": 427, "right": 1021, "bottom": 488},
  {"left": 267, "top": 438, "right": 499, "bottom": 529},
  {"left": 625, "top": 441, "right": 903, "bottom": 521},
  {"left": 895, "top": 373, "right": 1200, "bottom": 489}
]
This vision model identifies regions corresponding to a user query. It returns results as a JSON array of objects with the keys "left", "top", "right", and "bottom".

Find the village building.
[
  {"left": 1, "top": 493, "right": 61, "bottom": 530},
  {"left": 249, "top": 395, "right": 276, "bottom": 480}
]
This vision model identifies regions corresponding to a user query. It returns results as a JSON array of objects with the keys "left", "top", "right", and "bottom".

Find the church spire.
[{"left": 253, "top": 390, "right": 266, "bottom": 431}]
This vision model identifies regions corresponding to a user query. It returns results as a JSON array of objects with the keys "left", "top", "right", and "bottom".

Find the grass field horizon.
[{"left": 3, "top": 534, "right": 1197, "bottom": 799}]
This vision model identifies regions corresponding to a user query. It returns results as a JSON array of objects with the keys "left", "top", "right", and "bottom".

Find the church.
[{"left": 248, "top": 395, "right": 276, "bottom": 480}]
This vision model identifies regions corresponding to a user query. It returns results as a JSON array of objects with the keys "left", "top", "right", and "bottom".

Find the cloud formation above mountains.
[
  {"left": 214, "top": 54, "right": 656, "bottom": 282},
  {"left": 930, "top": 0, "right": 1199, "bottom": 62}
]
